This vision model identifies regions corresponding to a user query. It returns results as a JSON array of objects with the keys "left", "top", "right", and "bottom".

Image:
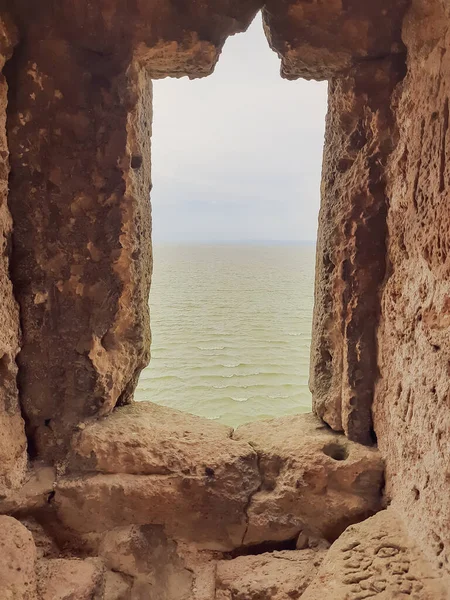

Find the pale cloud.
[{"left": 151, "top": 13, "right": 328, "bottom": 243}]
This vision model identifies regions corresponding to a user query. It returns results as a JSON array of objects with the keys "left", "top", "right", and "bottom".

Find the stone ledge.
[
  {"left": 234, "top": 412, "right": 384, "bottom": 546},
  {"left": 54, "top": 403, "right": 384, "bottom": 552},
  {"left": 69, "top": 401, "right": 256, "bottom": 477}
]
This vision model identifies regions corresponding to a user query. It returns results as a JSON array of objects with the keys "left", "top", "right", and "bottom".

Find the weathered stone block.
[
  {"left": 6, "top": 0, "right": 263, "bottom": 463},
  {"left": 0, "top": 14, "right": 27, "bottom": 499},
  {"left": 215, "top": 549, "right": 325, "bottom": 600},
  {"left": 100, "top": 525, "right": 193, "bottom": 599},
  {"left": 301, "top": 511, "right": 449, "bottom": 599},
  {"left": 7, "top": 43, "right": 153, "bottom": 459},
  {"left": 103, "top": 571, "right": 133, "bottom": 600},
  {"left": 0, "top": 464, "right": 55, "bottom": 515},
  {"left": 233, "top": 413, "right": 384, "bottom": 546},
  {"left": 56, "top": 408, "right": 384, "bottom": 554},
  {"left": 0, "top": 515, "right": 37, "bottom": 600},
  {"left": 263, "top": 0, "right": 408, "bottom": 80},
  {"left": 36, "top": 558, "right": 104, "bottom": 600},
  {"left": 310, "top": 58, "right": 404, "bottom": 444},
  {"left": 374, "top": 0, "right": 450, "bottom": 575},
  {"left": 56, "top": 403, "right": 260, "bottom": 551}
]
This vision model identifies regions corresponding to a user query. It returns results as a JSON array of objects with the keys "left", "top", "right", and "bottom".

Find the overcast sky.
[{"left": 151, "top": 13, "right": 328, "bottom": 243}]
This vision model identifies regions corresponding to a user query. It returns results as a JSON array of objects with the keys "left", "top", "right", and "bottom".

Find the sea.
[{"left": 135, "top": 243, "right": 315, "bottom": 428}]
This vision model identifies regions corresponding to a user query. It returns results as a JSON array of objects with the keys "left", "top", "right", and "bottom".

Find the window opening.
[{"left": 135, "top": 14, "right": 328, "bottom": 428}]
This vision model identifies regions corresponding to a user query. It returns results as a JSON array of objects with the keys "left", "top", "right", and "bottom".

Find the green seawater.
[{"left": 136, "top": 243, "right": 315, "bottom": 428}]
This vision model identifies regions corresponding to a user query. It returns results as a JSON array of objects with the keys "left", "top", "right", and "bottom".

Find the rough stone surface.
[
  {"left": 6, "top": 42, "right": 153, "bottom": 459},
  {"left": 185, "top": 558, "right": 216, "bottom": 600},
  {"left": 215, "top": 549, "right": 325, "bottom": 600},
  {"left": 233, "top": 413, "right": 384, "bottom": 546},
  {"left": 20, "top": 517, "right": 60, "bottom": 560},
  {"left": 6, "top": 0, "right": 262, "bottom": 462},
  {"left": 1, "top": 0, "right": 450, "bottom": 597},
  {"left": 0, "top": 464, "right": 55, "bottom": 514},
  {"left": 310, "top": 58, "right": 405, "bottom": 444},
  {"left": 262, "top": 0, "right": 408, "bottom": 80},
  {"left": 56, "top": 402, "right": 260, "bottom": 551},
  {"left": 0, "top": 515, "right": 37, "bottom": 600},
  {"left": 374, "top": 0, "right": 450, "bottom": 576},
  {"left": 3, "top": 0, "right": 412, "bottom": 466},
  {"left": 36, "top": 558, "right": 104, "bottom": 600},
  {"left": 100, "top": 525, "right": 193, "bottom": 599},
  {"left": 103, "top": 571, "right": 133, "bottom": 600},
  {"left": 301, "top": 511, "right": 449, "bottom": 600},
  {"left": 69, "top": 401, "right": 253, "bottom": 476},
  {"left": 0, "top": 13, "right": 27, "bottom": 498},
  {"left": 10, "top": 1, "right": 262, "bottom": 79}
]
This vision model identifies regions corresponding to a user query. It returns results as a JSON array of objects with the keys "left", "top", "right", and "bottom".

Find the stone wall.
[
  {"left": 263, "top": 0, "right": 409, "bottom": 446},
  {"left": 7, "top": 36, "right": 153, "bottom": 459},
  {"left": 262, "top": 0, "right": 408, "bottom": 80},
  {"left": 311, "top": 59, "right": 403, "bottom": 445},
  {"left": 374, "top": 0, "right": 450, "bottom": 574},
  {"left": 0, "top": 13, "right": 27, "bottom": 497},
  {"left": 0, "top": 0, "right": 450, "bottom": 597},
  {"left": 4, "top": 0, "right": 261, "bottom": 461}
]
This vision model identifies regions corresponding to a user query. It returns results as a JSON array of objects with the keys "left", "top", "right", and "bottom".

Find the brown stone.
[
  {"left": 20, "top": 518, "right": 60, "bottom": 560},
  {"left": 263, "top": 0, "right": 408, "bottom": 80},
  {"left": 9, "top": 0, "right": 262, "bottom": 77},
  {"left": 188, "top": 561, "right": 216, "bottom": 600},
  {"left": 0, "top": 515, "right": 37, "bottom": 600},
  {"left": 6, "top": 0, "right": 262, "bottom": 463},
  {"left": 69, "top": 401, "right": 255, "bottom": 476},
  {"left": 99, "top": 524, "right": 193, "bottom": 599},
  {"left": 6, "top": 43, "right": 153, "bottom": 459},
  {"left": 233, "top": 413, "right": 384, "bottom": 546},
  {"left": 103, "top": 571, "right": 133, "bottom": 600},
  {"left": 36, "top": 558, "right": 104, "bottom": 600},
  {"left": 310, "top": 58, "right": 404, "bottom": 444},
  {"left": 0, "top": 464, "right": 55, "bottom": 514},
  {"left": 0, "top": 13, "right": 27, "bottom": 499},
  {"left": 1, "top": 0, "right": 450, "bottom": 596},
  {"left": 215, "top": 549, "right": 325, "bottom": 600},
  {"left": 56, "top": 402, "right": 260, "bottom": 551},
  {"left": 374, "top": 0, "right": 450, "bottom": 575},
  {"left": 301, "top": 511, "right": 449, "bottom": 600}
]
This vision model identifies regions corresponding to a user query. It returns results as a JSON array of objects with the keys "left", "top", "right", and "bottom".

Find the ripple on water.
[{"left": 136, "top": 243, "right": 315, "bottom": 428}]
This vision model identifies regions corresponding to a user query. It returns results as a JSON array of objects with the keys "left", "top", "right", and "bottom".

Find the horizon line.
[{"left": 152, "top": 239, "right": 317, "bottom": 245}]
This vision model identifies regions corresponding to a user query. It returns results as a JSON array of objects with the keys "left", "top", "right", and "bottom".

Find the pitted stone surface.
[
  {"left": 9, "top": 0, "right": 262, "bottom": 77},
  {"left": 263, "top": 0, "right": 408, "bottom": 80},
  {"left": 309, "top": 58, "right": 404, "bottom": 444},
  {"left": 374, "top": 0, "right": 450, "bottom": 575},
  {"left": 233, "top": 413, "right": 384, "bottom": 546},
  {"left": 1, "top": 0, "right": 449, "bottom": 597},
  {"left": 69, "top": 401, "right": 254, "bottom": 476},
  {"left": 0, "top": 14, "right": 27, "bottom": 498},
  {"left": 7, "top": 47, "right": 154, "bottom": 459},
  {"left": 215, "top": 549, "right": 325, "bottom": 600},
  {"left": 99, "top": 525, "right": 193, "bottom": 599},
  {"left": 5, "top": 0, "right": 409, "bottom": 465},
  {"left": 57, "top": 410, "right": 384, "bottom": 551},
  {"left": 5, "top": 0, "right": 262, "bottom": 461},
  {"left": 56, "top": 403, "right": 260, "bottom": 551},
  {"left": 0, "top": 516, "right": 37, "bottom": 600},
  {"left": 301, "top": 511, "right": 449, "bottom": 600},
  {"left": 36, "top": 558, "right": 105, "bottom": 600},
  {"left": 0, "top": 464, "right": 55, "bottom": 515}
]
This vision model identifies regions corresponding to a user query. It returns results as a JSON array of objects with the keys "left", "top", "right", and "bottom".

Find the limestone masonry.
[{"left": 0, "top": 0, "right": 449, "bottom": 598}]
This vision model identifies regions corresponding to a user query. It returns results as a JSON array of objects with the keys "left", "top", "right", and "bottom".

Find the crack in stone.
[{"left": 240, "top": 441, "right": 263, "bottom": 548}]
